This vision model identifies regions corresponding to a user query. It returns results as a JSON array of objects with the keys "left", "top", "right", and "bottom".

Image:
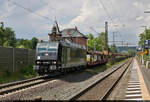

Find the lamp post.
[
  {"left": 94, "top": 41, "right": 96, "bottom": 51},
  {"left": 140, "top": 26, "right": 147, "bottom": 64}
]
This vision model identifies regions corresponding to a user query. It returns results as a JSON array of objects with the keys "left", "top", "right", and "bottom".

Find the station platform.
[{"left": 125, "top": 58, "right": 150, "bottom": 100}]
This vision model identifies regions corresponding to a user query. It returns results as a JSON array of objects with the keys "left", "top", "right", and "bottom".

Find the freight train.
[{"left": 33, "top": 41, "right": 127, "bottom": 75}]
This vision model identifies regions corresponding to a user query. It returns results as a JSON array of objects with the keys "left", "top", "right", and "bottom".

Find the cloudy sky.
[{"left": 0, "top": 0, "right": 150, "bottom": 46}]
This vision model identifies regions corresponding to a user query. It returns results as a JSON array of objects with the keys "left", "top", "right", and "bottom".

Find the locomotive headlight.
[
  {"left": 53, "top": 61, "right": 56, "bottom": 64},
  {"left": 37, "top": 61, "right": 40, "bottom": 64},
  {"left": 37, "top": 56, "right": 41, "bottom": 59},
  {"left": 45, "top": 53, "right": 48, "bottom": 56}
]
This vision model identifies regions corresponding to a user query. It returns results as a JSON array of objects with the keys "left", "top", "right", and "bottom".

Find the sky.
[{"left": 0, "top": 0, "right": 150, "bottom": 46}]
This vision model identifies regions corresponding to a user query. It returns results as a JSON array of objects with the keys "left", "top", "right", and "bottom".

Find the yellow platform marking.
[{"left": 135, "top": 59, "right": 150, "bottom": 100}]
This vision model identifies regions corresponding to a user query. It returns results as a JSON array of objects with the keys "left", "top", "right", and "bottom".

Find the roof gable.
[{"left": 61, "top": 28, "right": 87, "bottom": 39}]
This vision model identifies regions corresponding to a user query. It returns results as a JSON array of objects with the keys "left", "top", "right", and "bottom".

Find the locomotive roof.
[
  {"left": 37, "top": 42, "right": 58, "bottom": 48},
  {"left": 37, "top": 40, "right": 86, "bottom": 50}
]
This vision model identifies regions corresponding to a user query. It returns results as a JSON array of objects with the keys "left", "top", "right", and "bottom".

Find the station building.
[{"left": 48, "top": 23, "right": 88, "bottom": 49}]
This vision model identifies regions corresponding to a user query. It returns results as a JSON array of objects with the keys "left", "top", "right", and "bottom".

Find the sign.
[
  {"left": 145, "top": 40, "right": 150, "bottom": 45},
  {"left": 144, "top": 45, "right": 150, "bottom": 49},
  {"left": 104, "top": 50, "right": 108, "bottom": 55},
  {"left": 139, "top": 50, "right": 147, "bottom": 55}
]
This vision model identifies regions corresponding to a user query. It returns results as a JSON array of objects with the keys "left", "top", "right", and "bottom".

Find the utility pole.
[
  {"left": 122, "top": 41, "right": 124, "bottom": 47},
  {"left": 127, "top": 42, "right": 128, "bottom": 51},
  {"left": 105, "top": 21, "right": 108, "bottom": 52},
  {"left": 94, "top": 41, "right": 96, "bottom": 51},
  {"left": 112, "top": 32, "right": 115, "bottom": 46}
]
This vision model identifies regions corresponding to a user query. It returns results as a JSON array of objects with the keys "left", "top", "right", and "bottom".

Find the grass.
[
  {"left": 0, "top": 65, "right": 38, "bottom": 84},
  {"left": 84, "top": 65, "right": 107, "bottom": 75}
]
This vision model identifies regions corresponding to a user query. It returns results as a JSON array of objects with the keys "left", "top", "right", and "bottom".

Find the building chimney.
[
  {"left": 75, "top": 26, "right": 77, "bottom": 30},
  {"left": 67, "top": 29, "right": 70, "bottom": 35}
]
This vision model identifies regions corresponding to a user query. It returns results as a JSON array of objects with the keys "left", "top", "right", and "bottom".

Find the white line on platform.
[
  {"left": 126, "top": 90, "right": 141, "bottom": 93},
  {"left": 125, "top": 98, "right": 142, "bottom": 100},
  {"left": 128, "top": 83, "right": 140, "bottom": 85},
  {"left": 126, "top": 94, "right": 142, "bottom": 97},
  {"left": 127, "top": 88, "right": 141, "bottom": 90},
  {"left": 126, "top": 91, "right": 141, "bottom": 94},
  {"left": 128, "top": 85, "right": 140, "bottom": 87}
]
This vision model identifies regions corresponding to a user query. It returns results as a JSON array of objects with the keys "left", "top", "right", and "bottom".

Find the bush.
[
  {"left": 4, "top": 70, "right": 12, "bottom": 77},
  {"left": 21, "top": 65, "right": 37, "bottom": 77},
  {"left": 0, "top": 65, "right": 37, "bottom": 84}
]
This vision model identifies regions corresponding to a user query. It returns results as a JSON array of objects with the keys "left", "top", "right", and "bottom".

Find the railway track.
[
  {"left": 69, "top": 58, "right": 133, "bottom": 100},
  {"left": 0, "top": 75, "right": 54, "bottom": 96},
  {"left": 0, "top": 58, "right": 131, "bottom": 100},
  {"left": 0, "top": 69, "right": 80, "bottom": 96}
]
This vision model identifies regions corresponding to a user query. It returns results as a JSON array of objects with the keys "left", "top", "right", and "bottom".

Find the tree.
[
  {"left": 138, "top": 28, "right": 150, "bottom": 46},
  {"left": 139, "top": 33, "right": 146, "bottom": 46},
  {"left": 128, "top": 49, "right": 135, "bottom": 57},
  {"left": 87, "top": 33, "right": 94, "bottom": 51},
  {"left": 96, "top": 32, "right": 105, "bottom": 51},
  {"left": 16, "top": 37, "right": 39, "bottom": 49},
  {"left": 0, "top": 27, "right": 16, "bottom": 47},
  {"left": 16, "top": 39, "right": 32, "bottom": 49},
  {"left": 109, "top": 44, "right": 118, "bottom": 53},
  {"left": 0, "top": 25, "right": 39, "bottom": 49},
  {"left": 31, "top": 37, "right": 39, "bottom": 49},
  {"left": 87, "top": 32, "right": 106, "bottom": 51}
]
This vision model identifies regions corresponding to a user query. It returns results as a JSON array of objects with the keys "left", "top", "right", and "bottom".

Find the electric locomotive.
[{"left": 33, "top": 40, "right": 87, "bottom": 75}]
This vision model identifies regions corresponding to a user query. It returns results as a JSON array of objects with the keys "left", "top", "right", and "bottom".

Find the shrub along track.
[{"left": 69, "top": 58, "right": 133, "bottom": 100}]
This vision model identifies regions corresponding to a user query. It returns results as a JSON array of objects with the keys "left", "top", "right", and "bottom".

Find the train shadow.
[{"left": 59, "top": 64, "right": 107, "bottom": 83}]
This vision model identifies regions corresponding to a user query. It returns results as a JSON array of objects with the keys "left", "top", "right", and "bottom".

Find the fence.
[{"left": 0, "top": 47, "right": 35, "bottom": 75}]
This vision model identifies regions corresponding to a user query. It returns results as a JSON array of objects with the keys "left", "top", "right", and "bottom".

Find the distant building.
[{"left": 48, "top": 21, "right": 88, "bottom": 49}]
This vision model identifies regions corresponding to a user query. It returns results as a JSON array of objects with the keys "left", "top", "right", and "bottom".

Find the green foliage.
[
  {"left": 4, "top": 70, "right": 12, "bottom": 77},
  {"left": 109, "top": 44, "right": 118, "bottom": 53},
  {"left": 128, "top": 49, "right": 135, "bottom": 57},
  {"left": 87, "top": 33, "right": 94, "bottom": 50},
  {"left": 138, "top": 28, "right": 150, "bottom": 46},
  {"left": 87, "top": 32, "right": 105, "bottom": 51},
  {"left": 0, "top": 25, "right": 39, "bottom": 49},
  {"left": 31, "top": 37, "right": 39, "bottom": 49},
  {"left": 21, "top": 65, "right": 37, "bottom": 77},
  {"left": 0, "top": 27, "right": 16, "bottom": 47},
  {"left": 15, "top": 38, "right": 39, "bottom": 49},
  {"left": 0, "top": 65, "right": 37, "bottom": 84},
  {"left": 16, "top": 39, "right": 32, "bottom": 49}
]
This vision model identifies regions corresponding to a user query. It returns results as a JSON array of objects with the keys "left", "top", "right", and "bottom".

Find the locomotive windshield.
[
  {"left": 38, "top": 48, "right": 46, "bottom": 52},
  {"left": 36, "top": 42, "right": 59, "bottom": 60}
]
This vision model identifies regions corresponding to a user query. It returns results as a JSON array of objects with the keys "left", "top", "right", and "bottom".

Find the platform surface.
[{"left": 125, "top": 59, "right": 150, "bottom": 100}]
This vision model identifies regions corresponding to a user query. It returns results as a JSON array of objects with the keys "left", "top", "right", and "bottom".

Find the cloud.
[
  {"left": 136, "top": 16, "right": 144, "bottom": 21},
  {"left": 1, "top": 0, "right": 150, "bottom": 45},
  {"left": 0, "top": 0, "right": 16, "bottom": 19}
]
